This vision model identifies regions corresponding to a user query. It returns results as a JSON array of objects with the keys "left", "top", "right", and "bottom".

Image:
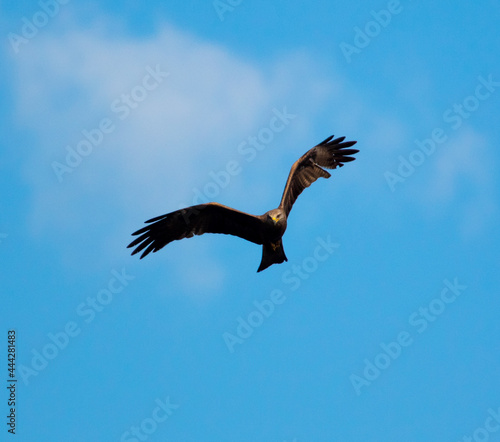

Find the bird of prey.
[{"left": 128, "top": 135, "right": 358, "bottom": 272}]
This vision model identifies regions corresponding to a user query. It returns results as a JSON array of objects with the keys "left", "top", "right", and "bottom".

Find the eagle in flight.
[{"left": 128, "top": 135, "right": 358, "bottom": 272}]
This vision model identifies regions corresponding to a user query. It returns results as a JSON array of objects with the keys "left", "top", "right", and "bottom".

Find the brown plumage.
[{"left": 128, "top": 135, "right": 358, "bottom": 272}]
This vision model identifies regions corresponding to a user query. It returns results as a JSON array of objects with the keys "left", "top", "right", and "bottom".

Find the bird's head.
[{"left": 267, "top": 209, "right": 285, "bottom": 225}]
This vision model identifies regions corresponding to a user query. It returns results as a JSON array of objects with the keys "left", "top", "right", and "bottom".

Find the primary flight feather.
[{"left": 128, "top": 135, "right": 358, "bottom": 272}]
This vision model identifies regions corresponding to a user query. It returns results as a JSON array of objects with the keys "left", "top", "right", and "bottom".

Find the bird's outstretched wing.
[
  {"left": 279, "top": 135, "right": 358, "bottom": 216},
  {"left": 128, "top": 202, "right": 265, "bottom": 259}
]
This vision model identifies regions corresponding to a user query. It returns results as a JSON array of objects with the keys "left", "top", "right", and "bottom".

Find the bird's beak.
[{"left": 271, "top": 216, "right": 278, "bottom": 224}]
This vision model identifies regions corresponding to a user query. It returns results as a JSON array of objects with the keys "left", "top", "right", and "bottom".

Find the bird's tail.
[{"left": 257, "top": 239, "right": 288, "bottom": 272}]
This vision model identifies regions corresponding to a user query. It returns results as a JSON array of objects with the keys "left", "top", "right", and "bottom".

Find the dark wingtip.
[
  {"left": 338, "top": 149, "right": 359, "bottom": 155},
  {"left": 337, "top": 140, "right": 357, "bottom": 149},
  {"left": 318, "top": 135, "right": 334, "bottom": 145},
  {"left": 340, "top": 156, "right": 356, "bottom": 163},
  {"left": 131, "top": 225, "right": 149, "bottom": 236},
  {"left": 319, "top": 135, "right": 358, "bottom": 150},
  {"left": 145, "top": 214, "right": 165, "bottom": 223},
  {"left": 331, "top": 136, "right": 346, "bottom": 144},
  {"left": 320, "top": 135, "right": 358, "bottom": 166}
]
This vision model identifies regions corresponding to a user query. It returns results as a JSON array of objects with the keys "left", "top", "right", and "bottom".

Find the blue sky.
[{"left": 1, "top": 0, "right": 500, "bottom": 441}]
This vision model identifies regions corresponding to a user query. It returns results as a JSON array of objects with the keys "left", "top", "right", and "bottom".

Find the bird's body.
[
  {"left": 256, "top": 208, "right": 288, "bottom": 272},
  {"left": 128, "top": 135, "right": 358, "bottom": 272}
]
